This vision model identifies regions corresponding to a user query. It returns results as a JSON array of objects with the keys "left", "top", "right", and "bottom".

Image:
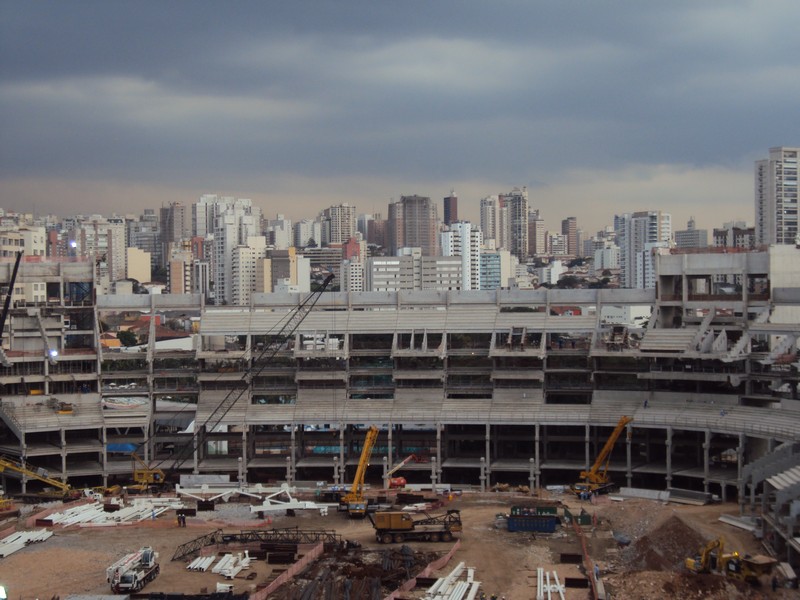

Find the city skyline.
[{"left": 2, "top": 2, "right": 799, "bottom": 233}]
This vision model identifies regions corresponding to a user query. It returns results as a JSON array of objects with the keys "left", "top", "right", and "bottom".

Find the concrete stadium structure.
[{"left": 1, "top": 246, "right": 799, "bottom": 564}]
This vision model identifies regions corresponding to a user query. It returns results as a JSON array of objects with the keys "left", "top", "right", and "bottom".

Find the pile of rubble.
[{"left": 276, "top": 545, "right": 441, "bottom": 599}]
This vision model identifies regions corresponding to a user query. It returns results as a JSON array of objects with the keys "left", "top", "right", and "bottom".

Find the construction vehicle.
[
  {"left": 685, "top": 537, "right": 777, "bottom": 584},
  {"left": 107, "top": 546, "right": 160, "bottom": 593},
  {"left": 130, "top": 451, "right": 166, "bottom": 492},
  {"left": 571, "top": 415, "right": 632, "bottom": 496},
  {"left": 0, "top": 454, "right": 82, "bottom": 500},
  {"left": 385, "top": 454, "right": 418, "bottom": 488},
  {"left": 368, "top": 509, "right": 462, "bottom": 543},
  {"left": 342, "top": 425, "right": 379, "bottom": 517}
]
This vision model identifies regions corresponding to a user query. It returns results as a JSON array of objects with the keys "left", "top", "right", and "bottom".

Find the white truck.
[{"left": 107, "top": 546, "right": 160, "bottom": 593}]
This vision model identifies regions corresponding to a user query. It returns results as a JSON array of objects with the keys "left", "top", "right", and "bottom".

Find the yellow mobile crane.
[
  {"left": 571, "top": 415, "right": 633, "bottom": 496},
  {"left": 342, "top": 425, "right": 379, "bottom": 518},
  {"left": 130, "top": 452, "right": 166, "bottom": 492},
  {"left": 0, "top": 455, "right": 82, "bottom": 500}
]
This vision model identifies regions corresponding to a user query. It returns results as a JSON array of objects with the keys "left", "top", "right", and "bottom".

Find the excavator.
[
  {"left": 342, "top": 425, "right": 379, "bottom": 517},
  {"left": 129, "top": 452, "right": 166, "bottom": 493},
  {"left": 571, "top": 415, "right": 632, "bottom": 496},
  {"left": 685, "top": 537, "right": 777, "bottom": 584}
]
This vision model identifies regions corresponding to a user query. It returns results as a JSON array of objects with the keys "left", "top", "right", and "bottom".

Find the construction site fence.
[
  {"left": 248, "top": 541, "right": 325, "bottom": 600},
  {"left": 383, "top": 539, "right": 461, "bottom": 600}
]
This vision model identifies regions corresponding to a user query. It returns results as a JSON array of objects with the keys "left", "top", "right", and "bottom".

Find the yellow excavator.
[
  {"left": 571, "top": 416, "right": 633, "bottom": 496},
  {"left": 686, "top": 537, "right": 777, "bottom": 584},
  {"left": 129, "top": 452, "right": 166, "bottom": 492},
  {"left": 342, "top": 426, "right": 379, "bottom": 518}
]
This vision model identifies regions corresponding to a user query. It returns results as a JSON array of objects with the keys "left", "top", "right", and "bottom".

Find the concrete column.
[
  {"left": 333, "top": 456, "right": 340, "bottom": 486},
  {"left": 665, "top": 427, "right": 673, "bottom": 489},
  {"left": 485, "top": 424, "right": 491, "bottom": 482},
  {"left": 285, "top": 456, "right": 292, "bottom": 485},
  {"left": 290, "top": 426, "right": 296, "bottom": 481},
  {"left": 626, "top": 422, "right": 633, "bottom": 488},
  {"left": 102, "top": 427, "right": 108, "bottom": 487},
  {"left": 585, "top": 424, "right": 591, "bottom": 472},
  {"left": 534, "top": 423, "right": 541, "bottom": 493},
  {"left": 192, "top": 429, "right": 199, "bottom": 475},
  {"left": 431, "top": 456, "right": 438, "bottom": 493},
  {"left": 339, "top": 426, "right": 346, "bottom": 485},
  {"left": 735, "top": 433, "right": 745, "bottom": 505},
  {"left": 479, "top": 457, "right": 487, "bottom": 493},
  {"left": 241, "top": 429, "right": 248, "bottom": 486},
  {"left": 382, "top": 456, "right": 389, "bottom": 489},
  {"left": 436, "top": 424, "right": 443, "bottom": 474},
  {"left": 388, "top": 425, "right": 394, "bottom": 463},
  {"left": 703, "top": 429, "right": 711, "bottom": 494},
  {"left": 528, "top": 458, "right": 536, "bottom": 494}
]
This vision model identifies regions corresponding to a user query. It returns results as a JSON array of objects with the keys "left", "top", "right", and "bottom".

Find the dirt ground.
[{"left": 0, "top": 491, "right": 796, "bottom": 599}]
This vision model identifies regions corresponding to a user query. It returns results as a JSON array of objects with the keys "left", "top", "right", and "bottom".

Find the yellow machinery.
[
  {"left": 686, "top": 537, "right": 778, "bottom": 583},
  {"left": 342, "top": 426, "right": 379, "bottom": 517},
  {"left": 0, "top": 454, "right": 81, "bottom": 500},
  {"left": 571, "top": 415, "right": 633, "bottom": 496},
  {"left": 131, "top": 452, "right": 166, "bottom": 491}
]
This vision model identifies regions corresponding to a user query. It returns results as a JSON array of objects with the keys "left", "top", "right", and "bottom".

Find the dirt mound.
[
  {"left": 606, "top": 571, "right": 759, "bottom": 600},
  {"left": 624, "top": 515, "right": 707, "bottom": 571}
]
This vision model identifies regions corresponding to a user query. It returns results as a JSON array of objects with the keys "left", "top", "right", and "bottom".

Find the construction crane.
[
  {"left": 0, "top": 454, "right": 81, "bottom": 500},
  {"left": 160, "top": 274, "right": 335, "bottom": 476},
  {"left": 342, "top": 425, "right": 379, "bottom": 518},
  {"left": 571, "top": 415, "right": 633, "bottom": 496},
  {"left": 130, "top": 452, "right": 166, "bottom": 492},
  {"left": 384, "top": 454, "right": 418, "bottom": 489},
  {"left": 0, "top": 250, "right": 22, "bottom": 347}
]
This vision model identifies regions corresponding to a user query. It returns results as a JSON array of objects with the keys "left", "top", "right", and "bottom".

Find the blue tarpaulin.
[{"left": 107, "top": 443, "right": 138, "bottom": 453}]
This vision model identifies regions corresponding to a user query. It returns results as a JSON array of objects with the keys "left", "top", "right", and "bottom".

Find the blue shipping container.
[{"left": 507, "top": 515, "right": 559, "bottom": 533}]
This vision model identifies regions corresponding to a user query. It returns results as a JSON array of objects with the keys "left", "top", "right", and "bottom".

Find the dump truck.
[
  {"left": 368, "top": 509, "right": 462, "bottom": 543},
  {"left": 107, "top": 546, "right": 160, "bottom": 593}
]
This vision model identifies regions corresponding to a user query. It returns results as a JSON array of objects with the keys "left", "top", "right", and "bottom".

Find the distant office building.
[
  {"left": 443, "top": 190, "right": 458, "bottom": 226},
  {"left": 341, "top": 259, "right": 365, "bottom": 292},
  {"left": 594, "top": 246, "right": 620, "bottom": 273},
  {"left": 168, "top": 249, "right": 194, "bottom": 295},
  {"left": 536, "top": 260, "right": 566, "bottom": 286},
  {"left": 480, "top": 196, "right": 506, "bottom": 251},
  {"left": 266, "top": 215, "right": 293, "bottom": 250},
  {"left": 755, "top": 146, "right": 799, "bottom": 245},
  {"left": 674, "top": 217, "right": 708, "bottom": 249},
  {"left": 365, "top": 250, "right": 462, "bottom": 291},
  {"left": 128, "top": 209, "right": 162, "bottom": 270},
  {"left": 548, "top": 233, "right": 568, "bottom": 256},
  {"left": 388, "top": 195, "right": 439, "bottom": 256},
  {"left": 160, "top": 202, "right": 191, "bottom": 268},
  {"left": 213, "top": 199, "right": 261, "bottom": 304}
]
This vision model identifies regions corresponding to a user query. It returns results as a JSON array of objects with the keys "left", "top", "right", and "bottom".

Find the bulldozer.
[{"left": 685, "top": 537, "right": 777, "bottom": 584}]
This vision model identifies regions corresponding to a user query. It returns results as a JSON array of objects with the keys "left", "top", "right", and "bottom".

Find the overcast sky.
[{"left": 1, "top": 1, "right": 798, "bottom": 235}]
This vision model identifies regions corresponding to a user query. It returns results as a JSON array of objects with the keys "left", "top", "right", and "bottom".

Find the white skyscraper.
[
  {"left": 441, "top": 221, "right": 482, "bottom": 290},
  {"left": 323, "top": 203, "right": 357, "bottom": 245},
  {"left": 755, "top": 147, "right": 799, "bottom": 245},
  {"left": 213, "top": 199, "right": 261, "bottom": 304},
  {"left": 615, "top": 211, "right": 672, "bottom": 289}
]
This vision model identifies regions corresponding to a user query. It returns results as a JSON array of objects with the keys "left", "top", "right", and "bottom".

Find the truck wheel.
[
  {"left": 381, "top": 533, "right": 393, "bottom": 544},
  {"left": 393, "top": 533, "right": 405, "bottom": 543},
  {"left": 429, "top": 532, "right": 440, "bottom": 542},
  {"left": 442, "top": 531, "right": 453, "bottom": 542}
]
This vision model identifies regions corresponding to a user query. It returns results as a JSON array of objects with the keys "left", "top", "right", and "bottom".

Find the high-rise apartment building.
[
  {"left": 322, "top": 204, "right": 357, "bottom": 245},
  {"left": 755, "top": 147, "right": 799, "bottom": 245},
  {"left": 561, "top": 216, "right": 578, "bottom": 256},
  {"left": 713, "top": 221, "right": 756, "bottom": 249},
  {"left": 212, "top": 199, "right": 261, "bottom": 304},
  {"left": 502, "top": 187, "right": 529, "bottom": 262},
  {"left": 528, "top": 210, "right": 546, "bottom": 258},
  {"left": 615, "top": 211, "right": 671, "bottom": 289},
  {"left": 441, "top": 221, "right": 482, "bottom": 290},
  {"left": 160, "top": 202, "right": 191, "bottom": 268},
  {"left": 443, "top": 190, "right": 458, "bottom": 226},
  {"left": 388, "top": 195, "right": 439, "bottom": 256},
  {"left": 480, "top": 196, "right": 506, "bottom": 251}
]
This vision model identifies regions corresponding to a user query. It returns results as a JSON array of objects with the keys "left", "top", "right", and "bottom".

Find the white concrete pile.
[
  {"left": 45, "top": 498, "right": 183, "bottom": 527},
  {"left": 0, "top": 529, "right": 52, "bottom": 558},
  {"left": 187, "top": 555, "right": 217, "bottom": 571},
  {"left": 535, "top": 568, "right": 565, "bottom": 600},
  {"left": 425, "top": 561, "right": 482, "bottom": 600}
]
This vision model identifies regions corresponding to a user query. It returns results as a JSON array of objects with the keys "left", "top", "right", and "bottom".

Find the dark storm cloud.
[{"left": 1, "top": 0, "right": 799, "bottom": 226}]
